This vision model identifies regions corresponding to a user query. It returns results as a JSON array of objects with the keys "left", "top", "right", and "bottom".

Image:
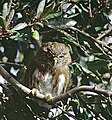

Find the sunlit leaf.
[
  {"left": 80, "top": 4, "right": 88, "bottom": 12},
  {"left": 7, "top": 9, "right": 15, "bottom": 26},
  {"left": 68, "top": 13, "right": 79, "bottom": 18},
  {"left": 94, "top": 53, "right": 112, "bottom": 60},
  {"left": 32, "top": 30, "right": 39, "bottom": 41},
  {"left": 95, "top": 27, "right": 102, "bottom": 32},
  {"left": 2, "top": 2, "right": 8, "bottom": 19},
  {"left": 45, "top": 12, "right": 62, "bottom": 19},
  {"left": 41, "top": 1, "right": 55, "bottom": 18},
  {"left": 11, "top": 23, "right": 27, "bottom": 31},
  {"left": 19, "top": 52, "right": 24, "bottom": 62},
  {"left": 0, "top": 16, "right": 8, "bottom": 30},
  {"left": 36, "top": 0, "right": 46, "bottom": 17},
  {"left": 48, "top": 18, "right": 77, "bottom": 29}
]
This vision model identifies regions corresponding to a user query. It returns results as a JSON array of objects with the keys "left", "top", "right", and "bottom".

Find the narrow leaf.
[
  {"left": 11, "top": 23, "right": 27, "bottom": 31},
  {"left": 19, "top": 52, "right": 24, "bottom": 62},
  {"left": 0, "top": 16, "right": 8, "bottom": 31},
  {"left": 68, "top": 13, "right": 79, "bottom": 18},
  {"left": 32, "top": 30, "right": 39, "bottom": 41},
  {"left": 2, "top": 3, "right": 8, "bottom": 19},
  {"left": 48, "top": 18, "right": 77, "bottom": 29},
  {"left": 36, "top": 0, "right": 46, "bottom": 17},
  {"left": 95, "top": 27, "right": 102, "bottom": 32},
  {"left": 45, "top": 12, "right": 61, "bottom": 20},
  {"left": 80, "top": 4, "right": 88, "bottom": 12},
  {"left": 41, "top": 1, "right": 55, "bottom": 18},
  {"left": 7, "top": 9, "right": 15, "bottom": 26},
  {"left": 79, "top": 64, "right": 100, "bottom": 82}
]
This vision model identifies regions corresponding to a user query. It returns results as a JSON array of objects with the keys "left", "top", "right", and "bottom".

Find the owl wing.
[
  {"left": 52, "top": 67, "right": 70, "bottom": 96},
  {"left": 57, "top": 74, "right": 67, "bottom": 95},
  {"left": 24, "top": 58, "right": 39, "bottom": 88}
]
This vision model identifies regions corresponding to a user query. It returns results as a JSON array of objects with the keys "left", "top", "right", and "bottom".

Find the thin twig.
[
  {"left": 79, "top": 95, "right": 106, "bottom": 120},
  {"left": 57, "top": 105, "right": 77, "bottom": 120},
  {"left": 56, "top": 29, "right": 82, "bottom": 47},
  {"left": 69, "top": 27, "right": 112, "bottom": 51},
  {"left": 0, "top": 61, "right": 26, "bottom": 68},
  {"left": 97, "top": 26, "right": 112, "bottom": 40},
  {"left": 89, "top": 0, "right": 92, "bottom": 18}
]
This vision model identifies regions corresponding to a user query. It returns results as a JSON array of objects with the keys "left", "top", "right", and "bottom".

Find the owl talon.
[
  {"left": 31, "top": 88, "right": 45, "bottom": 99},
  {"left": 45, "top": 93, "right": 53, "bottom": 101},
  {"left": 31, "top": 88, "right": 40, "bottom": 97}
]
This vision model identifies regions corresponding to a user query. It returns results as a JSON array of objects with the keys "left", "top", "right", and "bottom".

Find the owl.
[{"left": 25, "top": 42, "right": 71, "bottom": 99}]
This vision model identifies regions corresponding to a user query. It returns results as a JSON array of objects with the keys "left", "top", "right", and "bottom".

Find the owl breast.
[
  {"left": 32, "top": 69, "right": 53, "bottom": 95},
  {"left": 32, "top": 67, "right": 67, "bottom": 97}
]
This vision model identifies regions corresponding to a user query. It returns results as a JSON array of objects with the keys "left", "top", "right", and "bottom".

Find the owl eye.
[
  {"left": 59, "top": 55, "right": 64, "bottom": 58},
  {"left": 47, "top": 53, "right": 52, "bottom": 57}
]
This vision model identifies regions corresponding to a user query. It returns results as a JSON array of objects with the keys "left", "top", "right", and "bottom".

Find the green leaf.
[
  {"left": 95, "top": 27, "right": 102, "bottom": 32},
  {"left": 45, "top": 12, "right": 61, "bottom": 20},
  {"left": 7, "top": 9, "right": 15, "bottom": 26},
  {"left": 19, "top": 52, "right": 24, "bottom": 62},
  {"left": 94, "top": 53, "right": 112, "bottom": 60},
  {"left": 17, "top": 68, "right": 26, "bottom": 82},
  {"left": 36, "top": 0, "right": 46, "bottom": 17},
  {"left": 68, "top": 13, "right": 79, "bottom": 18},
  {"left": 2, "top": 2, "right": 9, "bottom": 19},
  {"left": 11, "top": 23, "right": 27, "bottom": 31},
  {"left": 80, "top": 4, "right": 88, "bottom": 12},
  {"left": 85, "top": 39, "right": 105, "bottom": 53},
  {"left": 107, "top": 103, "right": 112, "bottom": 118},
  {"left": 87, "top": 60, "right": 109, "bottom": 72},
  {"left": 32, "top": 30, "right": 39, "bottom": 41},
  {"left": 48, "top": 18, "right": 77, "bottom": 29},
  {"left": 76, "top": 46, "right": 87, "bottom": 57},
  {"left": 79, "top": 64, "right": 100, "bottom": 82},
  {"left": 94, "top": 97, "right": 102, "bottom": 113},
  {"left": 0, "top": 16, "right": 8, "bottom": 30},
  {"left": 40, "top": 1, "right": 55, "bottom": 18}
]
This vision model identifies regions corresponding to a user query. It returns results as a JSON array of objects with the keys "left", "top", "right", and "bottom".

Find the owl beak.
[{"left": 54, "top": 57, "right": 58, "bottom": 66}]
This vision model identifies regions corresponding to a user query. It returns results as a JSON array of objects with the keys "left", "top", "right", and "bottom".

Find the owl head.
[{"left": 42, "top": 42, "right": 71, "bottom": 67}]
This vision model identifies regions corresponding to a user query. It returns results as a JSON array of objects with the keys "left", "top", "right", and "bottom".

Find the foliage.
[{"left": 0, "top": 0, "right": 112, "bottom": 119}]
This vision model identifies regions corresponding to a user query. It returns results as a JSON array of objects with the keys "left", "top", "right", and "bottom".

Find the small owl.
[{"left": 25, "top": 42, "right": 71, "bottom": 99}]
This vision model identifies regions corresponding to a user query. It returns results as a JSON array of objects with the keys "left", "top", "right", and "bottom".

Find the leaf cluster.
[{"left": 0, "top": 0, "right": 112, "bottom": 119}]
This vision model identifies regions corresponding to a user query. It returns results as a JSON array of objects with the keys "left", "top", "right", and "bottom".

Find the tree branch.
[
  {"left": 0, "top": 65, "right": 31, "bottom": 94},
  {"left": 97, "top": 26, "right": 112, "bottom": 40},
  {"left": 0, "top": 65, "right": 112, "bottom": 104},
  {"left": 0, "top": 61, "right": 26, "bottom": 68},
  {"left": 89, "top": 0, "right": 92, "bottom": 18},
  {"left": 69, "top": 27, "right": 112, "bottom": 51},
  {"left": 0, "top": 65, "right": 45, "bottom": 99},
  {"left": 51, "top": 86, "right": 112, "bottom": 103}
]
